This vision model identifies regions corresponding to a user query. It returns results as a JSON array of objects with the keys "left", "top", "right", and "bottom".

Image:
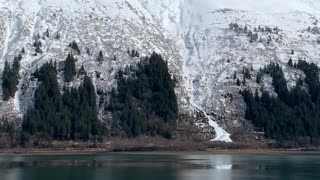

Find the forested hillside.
[
  {"left": 0, "top": 51, "right": 178, "bottom": 147},
  {"left": 22, "top": 61, "right": 105, "bottom": 141},
  {"left": 107, "top": 52, "right": 178, "bottom": 138},
  {"left": 242, "top": 60, "right": 320, "bottom": 144}
]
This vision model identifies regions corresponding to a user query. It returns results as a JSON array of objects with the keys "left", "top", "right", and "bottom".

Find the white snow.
[
  {"left": 190, "top": 0, "right": 320, "bottom": 13},
  {"left": 0, "top": 0, "right": 184, "bottom": 120},
  {"left": 1, "top": 0, "right": 320, "bottom": 141},
  {"left": 190, "top": 100, "right": 232, "bottom": 142},
  {"left": 137, "top": 0, "right": 320, "bottom": 142},
  {"left": 215, "top": 164, "right": 233, "bottom": 170}
]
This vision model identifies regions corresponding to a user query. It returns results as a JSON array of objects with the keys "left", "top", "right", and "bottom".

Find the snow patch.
[{"left": 190, "top": 100, "right": 232, "bottom": 143}]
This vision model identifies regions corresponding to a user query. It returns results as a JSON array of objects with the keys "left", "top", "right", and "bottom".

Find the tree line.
[
  {"left": 22, "top": 61, "right": 105, "bottom": 141},
  {"left": 0, "top": 49, "right": 178, "bottom": 144},
  {"left": 2, "top": 54, "right": 22, "bottom": 101},
  {"left": 242, "top": 60, "right": 320, "bottom": 144},
  {"left": 107, "top": 52, "right": 178, "bottom": 138}
]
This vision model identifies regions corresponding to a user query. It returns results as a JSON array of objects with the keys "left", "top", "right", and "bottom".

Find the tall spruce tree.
[
  {"left": 64, "top": 53, "right": 76, "bottom": 82},
  {"left": 2, "top": 56, "right": 21, "bottom": 101}
]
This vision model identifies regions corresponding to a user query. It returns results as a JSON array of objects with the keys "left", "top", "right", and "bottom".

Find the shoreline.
[
  {"left": 1, "top": 147, "right": 320, "bottom": 156},
  {"left": 1, "top": 137, "right": 320, "bottom": 156}
]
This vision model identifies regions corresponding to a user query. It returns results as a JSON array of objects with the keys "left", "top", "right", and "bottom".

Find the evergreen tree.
[
  {"left": 34, "top": 39, "right": 42, "bottom": 54},
  {"left": 97, "top": 50, "right": 104, "bottom": 62},
  {"left": 236, "top": 78, "right": 241, "bottom": 86},
  {"left": 22, "top": 62, "right": 105, "bottom": 140},
  {"left": 64, "top": 53, "right": 76, "bottom": 82},
  {"left": 69, "top": 41, "right": 81, "bottom": 55},
  {"left": 2, "top": 56, "right": 21, "bottom": 101},
  {"left": 45, "top": 28, "right": 50, "bottom": 38},
  {"left": 256, "top": 71, "right": 263, "bottom": 84},
  {"left": 242, "top": 61, "right": 320, "bottom": 143},
  {"left": 288, "top": 58, "right": 293, "bottom": 67},
  {"left": 107, "top": 52, "right": 178, "bottom": 138}
]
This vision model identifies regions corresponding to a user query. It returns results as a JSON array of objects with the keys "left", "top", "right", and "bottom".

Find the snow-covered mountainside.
[
  {"left": 1, "top": 0, "right": 320, "bottom": 142},
  {"left": 139, "top": 0, "right": 320, "bottom": 141}
]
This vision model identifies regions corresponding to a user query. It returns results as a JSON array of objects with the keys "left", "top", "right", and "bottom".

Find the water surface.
[{"left": 0, "top": 152, "right": 319, "bottom": 180}]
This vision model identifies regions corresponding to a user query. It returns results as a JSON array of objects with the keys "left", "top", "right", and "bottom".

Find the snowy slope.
[
  {"left": 138, "top": 0, "right": 320, "bottom": 142},
  {"left": 0, "top": 0, "right": 185, "bottom": 125},
  {"left": 1, "top": 0, "right": 320, "bottom": 142}
]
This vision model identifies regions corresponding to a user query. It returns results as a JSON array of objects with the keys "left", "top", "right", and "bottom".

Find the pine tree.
[
  {"left": 256, "top": 71, "right": 263, "bottom": 84},
  {"left": 22, "top": 62, "right": 105, "bottom": 140},
  {"left": 288, "top": 58, "right": 293, "bottom": 67},
  {"left": 64, "top": 53, "right": 76, "bottom": 82},
  {"left": 242, "top": 61, "right": 320, "bottom": 143},
  {"left": 107, "top": 52, "right": 177, "bottom": 138},
  {"left": 55, "top": 32, "right": 61, "bottom": 40},
  {"left": 97, "top": 50, "right": 104, "bottom": 62},
  {"left": 2, "top": 56, "right": 21, "bottom": 101},
  {"left": 236, "top": 78, "right": 241, "bottom": 86},
  {"left": 86, "top": 47, "right": 90, "bottom": 55},
  {"left": 45, "top": 28, "right": 50, "bottom": 38},
  {"left": 69, "top": 41, "right": 81, "bottom": 55}
]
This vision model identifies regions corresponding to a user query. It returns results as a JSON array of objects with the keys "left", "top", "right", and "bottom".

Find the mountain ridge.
[{"left": 1, "top": 0, "right": 320, "bottom": 142}]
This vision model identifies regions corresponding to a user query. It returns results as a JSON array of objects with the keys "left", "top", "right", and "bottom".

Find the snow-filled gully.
[{"left": 190, "top": 100, "right": 232, "bottom": 142}]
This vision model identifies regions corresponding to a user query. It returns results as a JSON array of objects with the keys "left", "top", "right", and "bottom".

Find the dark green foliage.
[
  {"left": 69, "top": 41, "right": 81, "bottom": 55},
  {"left": 45, "top": 28, "right": 50, "bottom": 38},
  {"left": 242, "top": 61, "right": 320, "bottom": 143},
  {"left": 242, "top": 76, "right": 246, "bottom": 85},
  {"left": 86, "top": 47, "right": 90, "bottom": 55},
  {"left": 263, "top": 63, "right": 289, "bottom": 103},
  {"left": 107, "top": 52, "right": 178, "bottom": 138},
  {"left": 55, "top": 32, "right": 61, "bottom": 40},
  {"left": 78, "top": 64, "right": 87, "bottom": 77},
  {"left": 243, "top": 67, "right": 251, "bottom": 80},
  {"left": 34, "top": 39, "right": 42, "bottom": 54},
  {"left": 131, "top": 49, "right": 139, "bottom": 58},
  {"left": 63, "top": 76, "right": 104, "bottom": 140},
  {"left": 127, "top": 49, "right": 139, "bottom": 58},
  {"left": 64, "top": 53, "right": 76, "bottom": 82},
  {"left": 296, "top": 60, "right": 320, "bottom": 102},
  {"left": 19, "top": 132, "right": 31, "bottom": 146},
  {"left": 97, "top": 50, "right": 104, "bottom": 62},
  {"left": 242, "top": 89, "right": 305, "bottom": 141},
  {"left": 22, "top": 61, "right": 64, "bottom": 139},
  {"left": 288, "top": 58, "right": 293, "bottom": 67},
  {"left": 22, "top": 62, "right": 105, "bottom": 140},
  {"left": 256, "top": 71, "right": 263, "bottom": 84},
  {"left": 233, "top": 72, "right": 237, "bottom": 79},
  {"left": 2, "top": 55, "right": 21, "bottom": 101},
  {"left": 0, "top": 119, "right": 15, "bottom": 135},
  {"left": 236, "top": 78, "right": 241, "bottom": 86}
]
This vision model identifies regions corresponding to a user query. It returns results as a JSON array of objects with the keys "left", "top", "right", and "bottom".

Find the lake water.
[{"left": 0, "top": 152, "right": 319, "bottom": 180}]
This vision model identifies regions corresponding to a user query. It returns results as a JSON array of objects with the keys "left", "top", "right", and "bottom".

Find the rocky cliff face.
[{"left": 1, "top": 0, "right": 320, "bottom": 142}]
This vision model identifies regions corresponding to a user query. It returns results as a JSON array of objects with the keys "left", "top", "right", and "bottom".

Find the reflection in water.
[
  {"left": 215, "top": 164, "right": 232, "bottom": 170},
  {"left": 0, "top": 168, "right": 21, "bottom": 180},
  {"left": 180, "top": 154, "right": 233, "bottom": 180},
  {"left": 0, "top": 153, "right": 319, "bottom": 180}
]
